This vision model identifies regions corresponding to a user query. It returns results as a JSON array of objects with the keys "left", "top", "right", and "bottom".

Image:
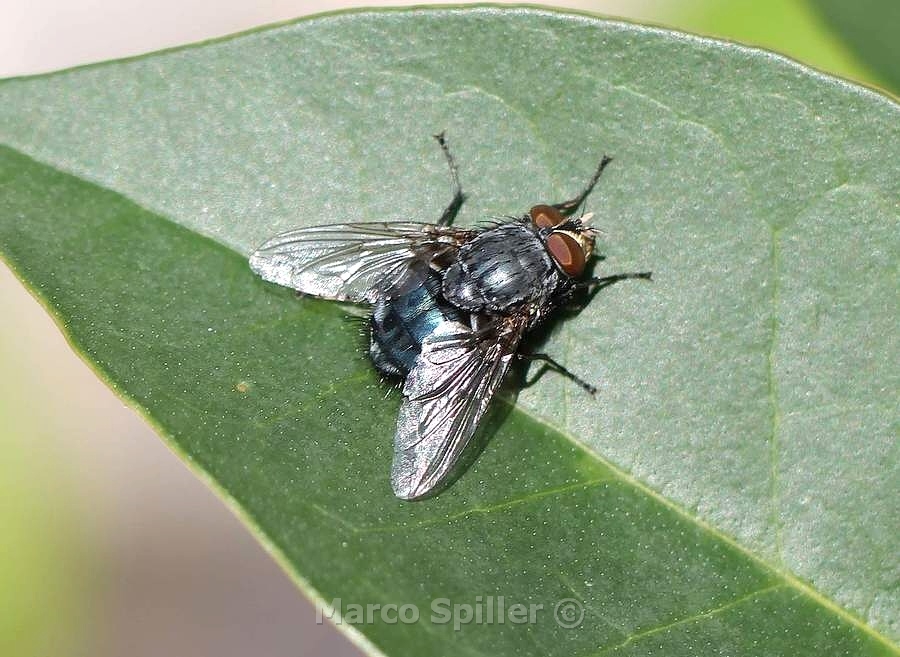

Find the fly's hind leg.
[
  {"left": 553, "top": 155, "right": 613, "bottom": 216},
  {"left": 434, "top": 131, "right": 466, "bottom": 226},
  {"left": 518, "top": 352, "right": 597, "bottom": 395}
]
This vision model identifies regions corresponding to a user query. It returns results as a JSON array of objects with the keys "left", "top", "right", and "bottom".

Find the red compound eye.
[
  {"left": 529, "top": 204, "right": 564, "bottom": 229},
  {"left": 546, "top": 232, "right": 586, "bottom": 277}
]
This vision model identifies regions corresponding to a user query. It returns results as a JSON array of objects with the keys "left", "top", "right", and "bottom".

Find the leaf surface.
[{"left": 1, "top": 7, "right": 897, "bottom": 655}]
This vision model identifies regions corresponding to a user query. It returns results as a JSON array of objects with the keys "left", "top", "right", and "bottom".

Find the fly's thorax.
[{"left": 441, "top": 221, "right": 562, "bottom": 313}]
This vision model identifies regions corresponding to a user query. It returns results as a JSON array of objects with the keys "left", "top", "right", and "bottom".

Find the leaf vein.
[
  {"left": 359, "top": 478, "right": 615, "bottom": 533},
  {"left": 766, "top": 225, "right": 784, "bottom": 564},
  {"left": 585, "top": 583, "right": 787, "bottom": 657}
]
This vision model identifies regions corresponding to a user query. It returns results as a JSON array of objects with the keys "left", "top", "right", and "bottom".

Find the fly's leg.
[
  {"left": 518, "top": 352, "right": 597, "bottom": 395},
  {"left": 576, "top": 271, "right": 652, "bottom": 302},
  {"left": 434, "top": 131, "right": 466, "bottom": 226},
  {"left": 553, "top": 155, "right": 613, "bottom": 216},
  {"left": 521, "top": 273, "right": 651, "bottom": 392}
]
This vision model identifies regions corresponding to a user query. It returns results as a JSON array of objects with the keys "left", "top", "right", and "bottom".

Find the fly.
[{"left": 250, "top": 133, "right": 651, "bottom": 500}]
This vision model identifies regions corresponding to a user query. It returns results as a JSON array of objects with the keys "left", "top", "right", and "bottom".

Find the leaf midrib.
[{"left": 2, "top": 143, "right": 895, "bottom": 653}]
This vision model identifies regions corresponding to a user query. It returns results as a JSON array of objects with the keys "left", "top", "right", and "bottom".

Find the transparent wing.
[
  {"left": 249, "top": 222, "right": 473, "bottom": 303},
  {"left": 391, "top": 316, "right": 527, "bottom": 500}
]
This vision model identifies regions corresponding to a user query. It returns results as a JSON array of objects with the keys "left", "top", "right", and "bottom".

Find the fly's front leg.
[
  {"left": 434, "top": 131, "right": 465, "bottom": 226},
  {"left": 518, "top": 352, "right": 597, "bottom": 395},
  {"left": 575, "top": 271, "right": 652, "bottom": 302},
  {"left": 553, "top": 155, "right": 613, "bottom": 216}
]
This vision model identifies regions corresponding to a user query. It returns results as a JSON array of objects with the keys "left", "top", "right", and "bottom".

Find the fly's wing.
[
  {"left": 391, "top": 315, "right": 527, "bottom": 500},
  {"left": 249, "top": 222, "right": 473, "bottom": 303}
]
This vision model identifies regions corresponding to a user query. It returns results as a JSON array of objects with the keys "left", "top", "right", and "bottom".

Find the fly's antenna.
[{"left": 578, "top": 211, "right": 606, "bottom": 239}]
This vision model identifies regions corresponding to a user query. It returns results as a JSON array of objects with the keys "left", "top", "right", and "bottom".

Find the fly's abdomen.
[{"left": 370, "top": 271, "right": 467, "bottom": 377}]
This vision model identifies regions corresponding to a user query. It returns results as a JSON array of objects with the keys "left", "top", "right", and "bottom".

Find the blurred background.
[{"left": 0, "top": 2, "right": 895, "bottom": 656}]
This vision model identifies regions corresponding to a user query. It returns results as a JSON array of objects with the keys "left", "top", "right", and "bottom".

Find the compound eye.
[
  {"left": 530, "top": 204, "right": 564, "bottom": 229},
  {"left": 546, "top": 232, "right": 586, "bottom": 277}
]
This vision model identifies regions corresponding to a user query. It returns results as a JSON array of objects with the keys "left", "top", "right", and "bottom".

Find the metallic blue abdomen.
[{"left": 370, "top": 271, "right": 467, "bottom": 377}]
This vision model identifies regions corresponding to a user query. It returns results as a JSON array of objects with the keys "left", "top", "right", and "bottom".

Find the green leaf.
[
  {"left": 1, "top": 7, "right": 897, "bottom": 655},
  {"left": 808, "top": 0, "right": 900, "bottom": 95}
]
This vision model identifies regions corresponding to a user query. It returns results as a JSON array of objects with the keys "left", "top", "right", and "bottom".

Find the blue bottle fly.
[{"left": 249, "top": 133, "right": 651, "bottom": 499}]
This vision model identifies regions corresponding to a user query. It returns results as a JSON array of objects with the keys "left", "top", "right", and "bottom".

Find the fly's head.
[{"left": 528, "top": 204, "right": 598, "bottom": 279}]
